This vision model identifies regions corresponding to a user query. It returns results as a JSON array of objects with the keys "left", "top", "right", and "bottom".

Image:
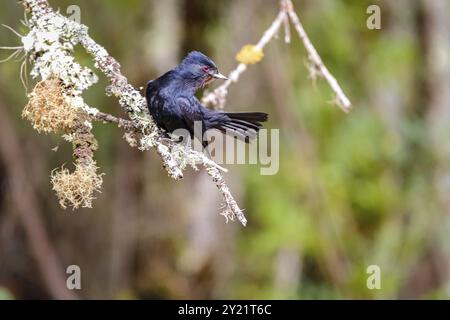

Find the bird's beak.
[{"left": 212, "top": 72, "right": 228, "bottom": 80}]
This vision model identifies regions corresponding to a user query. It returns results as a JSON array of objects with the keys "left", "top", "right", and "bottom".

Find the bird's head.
[{"left": 175, "top": 51, "right": 228, "bottom": 90}]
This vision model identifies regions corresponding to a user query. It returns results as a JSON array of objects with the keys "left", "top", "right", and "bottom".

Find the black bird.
[{"left": 146, "top": 51, "right": 268, "bottom": 147}]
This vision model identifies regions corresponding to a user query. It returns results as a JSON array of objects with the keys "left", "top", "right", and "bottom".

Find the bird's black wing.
[
  {"left": 146, "top": 79, "right": 167, "bottom": 130},
  {"left": 176, "top": 96, "right": 205, "bottom": 138}
]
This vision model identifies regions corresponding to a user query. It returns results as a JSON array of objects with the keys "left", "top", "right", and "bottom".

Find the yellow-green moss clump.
[{"left": 235, "top": 44, "right": 264, "bottom": 65}]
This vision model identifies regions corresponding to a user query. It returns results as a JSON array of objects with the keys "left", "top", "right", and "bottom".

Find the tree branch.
[
  {"left": 202, "top": 0, "right": 351, "bottom": 112},
  {"left": 15, "top": 0, "right": 352, "bottom": 226},
  {"left": 202, "top": 10, "right": 286, "bottom": 109},
  {"left": 284, "top": 0, "right": 351, "bottom": 112}
]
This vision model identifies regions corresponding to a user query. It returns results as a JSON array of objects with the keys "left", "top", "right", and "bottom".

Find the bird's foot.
[{"left": 160, "top": 132, "right": 185, "bottom": 144}]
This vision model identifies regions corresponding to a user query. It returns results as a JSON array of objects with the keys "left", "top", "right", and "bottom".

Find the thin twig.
[
  {"left": 284, "top": 0, "right": 351, "bottom": 112},
  {"left": 283, "top": 11, "right": 291, "bottom": 44},
  {"left": 0, "top": 46, "right": 23, "bottom": 50},
  {"left": 89, "top": 109, "right": 134, "bottom": 130},
  {"left": 2, "top": 23, "right": 25, "bottom": 37},
  {"left": 202, "top": 0, "right": 351, "bottom": 112},
  {"left": 0, "top": 49, "right": 21, "bottom": 63},
  {"left": 206, "top": 167, "right": 247, "bottom": 226}
]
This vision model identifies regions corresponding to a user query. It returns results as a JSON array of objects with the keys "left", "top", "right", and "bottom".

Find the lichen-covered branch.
[
  {"left": 202, "top": 0, "right": 351, "bottom": 112},
  {"left": 13, "top": 0, "right": 352, "bottom": 226},
  {"left": 206, "top": 167, "right": 247, "bottom": 226},
  {"left": 16, "top": 0, "right": 246, "bottom": 225},
  {"left": 284, "top": 0, "right": 351, "bottom": 112},
  {"left": 89, "top": 109, "right": 135, "bottom": 131}
]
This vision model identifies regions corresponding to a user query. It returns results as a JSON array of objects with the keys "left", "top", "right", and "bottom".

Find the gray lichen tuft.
[{"left": 51, "top": 159, "right": 103, "bottom": 210}]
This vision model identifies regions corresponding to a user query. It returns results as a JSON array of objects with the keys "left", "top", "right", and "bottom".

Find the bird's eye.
[{"left": 202, "top": 66, "right": 209, "bottom": 73}]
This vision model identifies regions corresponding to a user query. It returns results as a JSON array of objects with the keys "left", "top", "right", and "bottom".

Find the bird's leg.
[
  {"left": 166, "top": 132, "right": 193, "bottom": 156},
  {"left": 174, "top": 136, "right": 185, "bottom": 143},
  {"left": 159, "top": 130, "right": 172, "bottom": 140},
  {"left": 159, "top": 131, "right": 184, "bottom": 144}
]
